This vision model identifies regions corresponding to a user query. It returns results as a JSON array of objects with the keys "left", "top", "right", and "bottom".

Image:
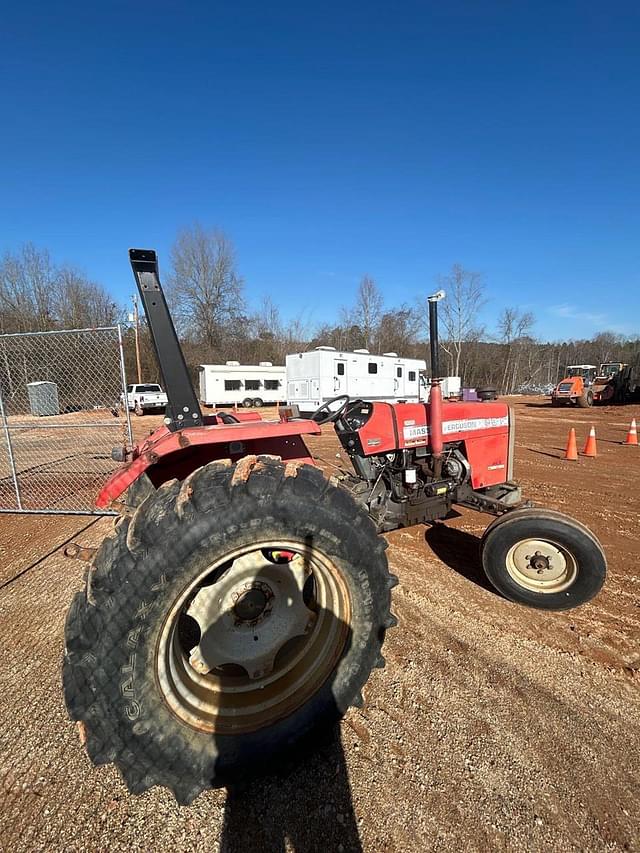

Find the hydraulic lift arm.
[{"left": 129, "top": 248, "right": 204, "bottom": 430}]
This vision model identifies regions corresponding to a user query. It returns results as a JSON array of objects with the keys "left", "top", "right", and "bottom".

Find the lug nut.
[{"left": 189, "top": 654, "right": 210, "bottom": 675}]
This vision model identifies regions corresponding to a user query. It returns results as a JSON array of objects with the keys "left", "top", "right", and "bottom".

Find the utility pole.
[{"left": 132, "top": 294, "right": 142, "bottom": 383}]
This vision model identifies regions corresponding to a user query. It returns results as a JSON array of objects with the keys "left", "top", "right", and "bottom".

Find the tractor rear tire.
[
  {"left": 577, "top": 390, "right": 593, "bottom": 408},
  {"left": 480, "top": 507, "right": 606, "bottom": 610},
  {"left": 63, "top": 458, "right": 395, "bottom": 804}
]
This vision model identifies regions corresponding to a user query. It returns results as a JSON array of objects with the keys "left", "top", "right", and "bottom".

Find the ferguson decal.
[{"left": 403, "top": 415, "right": 508, "bottom": 442}]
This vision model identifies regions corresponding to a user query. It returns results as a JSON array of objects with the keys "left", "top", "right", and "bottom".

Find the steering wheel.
[{"left": 311, "top": 395, "right": 351, "bottom": 425}]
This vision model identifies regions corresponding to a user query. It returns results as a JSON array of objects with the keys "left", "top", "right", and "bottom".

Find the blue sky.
[{"left": 1, "top": 1, "right": 639, "bottom": 341}]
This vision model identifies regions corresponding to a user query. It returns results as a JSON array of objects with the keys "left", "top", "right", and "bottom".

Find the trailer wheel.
[
  {"left": 63, "top": 458, "right": 395, "bottom": 804},
  {"left": 480, "top": 508, "right": 606, "bottom": 610},
  {"left": 577, "top": 390, "right": 593, "bottom": 408},
  {"left": 242, "top": 397, "right": 253, "bottom": 408},
  {"left": 252, "top": 397, "right": 264, "bottom": 408}
]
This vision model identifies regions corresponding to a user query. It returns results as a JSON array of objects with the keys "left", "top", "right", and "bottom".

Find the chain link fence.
[{"left": 0, "top": 326, "right": 132, "bottom": 514}]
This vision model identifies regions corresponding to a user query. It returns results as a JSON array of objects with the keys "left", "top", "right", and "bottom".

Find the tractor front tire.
[
  {"left": 63, "top": 458, "right": 395, "bottom": 804},
  {"left": 480, "top": 508, "right": 606, "bottom": 610}
]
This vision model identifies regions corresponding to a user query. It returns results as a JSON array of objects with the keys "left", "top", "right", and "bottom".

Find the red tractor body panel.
[
  {"left": 351, "top": 401, "right": 510, "bottom": 489},
  {"left": 96, "top": 415, "right": 321, "bottom": 508}
]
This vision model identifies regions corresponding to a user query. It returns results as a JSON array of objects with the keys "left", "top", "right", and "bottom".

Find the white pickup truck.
[{"left": 122, "top": 383, "right": 168, "bottom": 416}]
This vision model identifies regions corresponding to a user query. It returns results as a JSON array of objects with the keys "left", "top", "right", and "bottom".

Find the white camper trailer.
[
  {"left": 198, "top": 362, "right": 287, "bottom": 408},
  {"left": 286, "top": 347, "right": 427, "bottom": 415},
  {"left": 422, "top": 375, "right": 462, "bottom": 401}
]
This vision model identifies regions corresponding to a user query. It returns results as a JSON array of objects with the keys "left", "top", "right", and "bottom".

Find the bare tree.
[
  {"left": 341, "top": 275, "right": 383, "bottom": 351},
  {"left": 0, "top": 244, "right": 117, "bottom": 333},
  {"left": 434, "top": 264, "right": 486, "bottom": 377},
  {"left": 168, "top": 225, "right": 245, "bottom": 356},
  {"left": 0, "top": 244, "right": 56, "bottom": 331},
  {"left": 498, "top": 307, "right": 535, "bottom": 392},
  {"left": 377, "top": 306, "right": 422, "bottom": 356},
  {"left": 55, "top": 266, "right": 118, "bottom": 328}
]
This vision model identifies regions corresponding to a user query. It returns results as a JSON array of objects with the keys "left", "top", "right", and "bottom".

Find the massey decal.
[{"left": 403, "top": 424, "right": 429, "bottom": 441}]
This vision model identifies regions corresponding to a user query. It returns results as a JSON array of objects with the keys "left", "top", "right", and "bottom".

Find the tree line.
[{"left": 1, "top": 227, "right": 638, "bottom": 395}]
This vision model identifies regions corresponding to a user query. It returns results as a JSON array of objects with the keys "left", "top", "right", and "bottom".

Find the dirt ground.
[{"left": 0, "top": 397, "right": 638, "bottom": 852}]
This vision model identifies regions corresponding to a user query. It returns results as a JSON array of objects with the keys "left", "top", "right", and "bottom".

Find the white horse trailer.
[
  {"left": 286, "top": 347, "right": 427, "bottom": 415},
  {"left": 198, "top": 362, "right": 287, "bottom": 408}
]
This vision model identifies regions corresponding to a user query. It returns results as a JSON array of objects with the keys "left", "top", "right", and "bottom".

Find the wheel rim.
[
  {"left": 155, "top": 540, "right": 351, "bottom": 734},
  {"left": 505, "top": 537, "right": 578, "bottom": 594}
]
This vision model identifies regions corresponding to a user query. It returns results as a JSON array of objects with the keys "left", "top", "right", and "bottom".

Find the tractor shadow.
[
  {"left": 220, "top": 726, "right": 362, "bottom": 853},
  {"left": 216, "top": 533, "right": 362, "bottom": 852},
  {"left": 424, "top": 523, "right": 500, "bottom": 597}
]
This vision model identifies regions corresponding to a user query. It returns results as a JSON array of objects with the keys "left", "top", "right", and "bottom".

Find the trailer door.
[
  {"left": 333, "top": 359, "right": 347, "bottom": 395},
  {"left": 394, "top": 365, "right": 404, "bottom": 399}
]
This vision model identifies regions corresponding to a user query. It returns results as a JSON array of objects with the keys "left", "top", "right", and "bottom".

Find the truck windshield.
[{"left": 137, "top": 384, "right": 162, "bottom": 393}]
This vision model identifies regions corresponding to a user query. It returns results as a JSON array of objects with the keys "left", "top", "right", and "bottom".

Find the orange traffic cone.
[
  {"left": 625, "top": 418, "right": 638, "bottom": 446},
  {"left": 565, "top": 428, "right": 578, "bottom": 461},
  {"left": 583, "top": 425, "right": 597, "bottom": 457}
]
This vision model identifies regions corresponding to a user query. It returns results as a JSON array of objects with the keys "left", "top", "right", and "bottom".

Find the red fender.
[{"left": 97, "top": 415, "right": 321, "bottom": 509}]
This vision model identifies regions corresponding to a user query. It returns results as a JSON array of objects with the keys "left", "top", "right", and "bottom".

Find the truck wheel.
[
  {"left": 63, "top": 458, "right": 395, "bottom": 804},
  {"left": 577, "top": 390, "right": 593, "bottom": 408},
  {"left": 480, "top": 508, "right": 606, "bottom": 610},
  {"left": 134, "top": 403, "right": 145, "bottom": 416},
  {"left": 253, "top": 397, "right": 264, "bottom": 408},
  {"left": 242, "top": 398, "right": 253, "bottom": 408}
]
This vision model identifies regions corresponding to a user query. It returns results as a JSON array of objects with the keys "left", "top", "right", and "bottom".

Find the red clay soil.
[{"left": 0, "top": 397, "right": 638, "bottom": 852}]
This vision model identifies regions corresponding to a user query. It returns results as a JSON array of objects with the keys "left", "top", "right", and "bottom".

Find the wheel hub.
[
  {"left": 505, "top": 538, "right": 577, "bottom": 593},
  {"left": 233, "top": 584, "right": 272, "bottom": 623},
  {"left": 529, "top": 552, "right": 551, "bottom": 573},
  {"left": 186, "top": 550, "right": 312, "bottom": 680}
]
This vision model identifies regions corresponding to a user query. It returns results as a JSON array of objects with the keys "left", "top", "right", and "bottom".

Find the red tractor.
[{"left": 63, "top": 250, "right": 606, "bottom": 804}]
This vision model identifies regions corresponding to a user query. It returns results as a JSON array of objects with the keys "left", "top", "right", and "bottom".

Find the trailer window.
[
  {"left": 396, "top": 368, "right": 402, "bottom": 378},
  {"left": 368, "top": 363, "right": 377, "bottom": 374},
  {"left": 245, "top": 380, "right": 261, "bottom": 390},
  {"left": 264, "top": 380, "right": 280, "bottom": 390},
  {"left": 408, "top": 371, "right": 416, "bottom": 382},
  {"left": 336, "top": 363, "right": 345, "bottom": 375},
  {"left": 224, "top": 380, "right": 242, "bottom": 391}
]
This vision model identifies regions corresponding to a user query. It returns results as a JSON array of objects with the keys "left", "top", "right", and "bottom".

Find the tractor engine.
[{"left": 334, "top": 399, "right": 522, "bottom": 532}]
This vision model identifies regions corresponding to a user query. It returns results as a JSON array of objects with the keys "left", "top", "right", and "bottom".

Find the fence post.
[
  {"left": 0, "top": 387, "right": 23, "bottom": 510},
  {"left": 117, "top": 324, "right": 133, "bottom": 446}
]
